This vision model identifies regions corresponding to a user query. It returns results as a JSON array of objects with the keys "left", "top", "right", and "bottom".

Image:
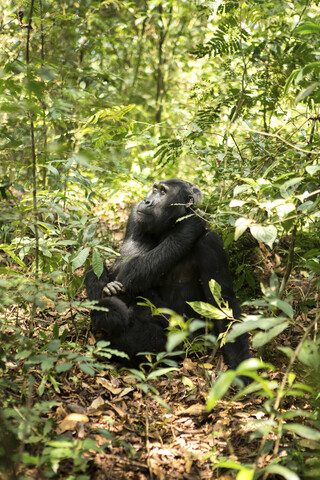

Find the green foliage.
[{"left": 1, "top": 0, "right": 320, "bottom": 477}]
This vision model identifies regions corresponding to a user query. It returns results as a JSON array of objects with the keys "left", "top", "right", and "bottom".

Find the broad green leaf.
[
  {"left": 92, "top": 249, "right": 104, "bottom": 278},
  {"left": 189, "top": 319, "right": 206, "bottom": 332},
  {"left": 260, "top": 464, "right": 300, "bottom": 480},
  {"left": 229, "top": 199, "right": 245, "bottom": 207},
  {"left": 0, "top": 244, "right": 26, "bottom": 268},
  {"left": 283, "top": 68, "right": 299, "bottom": 95},
  {"left": 83, "top": 223, "right": 97, "bottom": 243},
  {"left": 295, "top": 82, "right": 319, "bottom": 104},
  {"left": 45, "top": 164, "right": 59, "bottom": 176},
  {"left": 80, "top": 363, "right": 95, "bottom": 376},
  {"left": 56, "top": 362, "right": 73, "bottom": 373},
  {"left": 226, "top": 317, "right": 286, "bottom": 342},
  {"left": 72, "top": 247, "right": 91, "bottom": 271},
  {"left": 235, "top": 218, "right": 252, "bottom": 241},
  {"left": 250, "top": 224, "right": 277, "bottom": 248},
  {"left": 166, "top": 331, "right": 188, "bottom": 352},
  {"left": 278, "top": 346, "right": 294, "bottom": 358},
  {"left": 188, "top": 301, "right": 226, "bottom": 319},
  {"left": 209, "top": 279, "right": 222, "bottom": 305},
  {"left": 295, "top": 23, "right": 320, "bottom": 34},
  {"left": 298, "top": 340, "right": 320, "bottom": 369},
  {"left": 207, "top": 370, "right": 236, "bottom": 411},
  {"left": 147, "top": 367, "right": 178, "bottom": 380},
  {"left": 252, "top": 322, "right": 289, "bottom": 348},
  {"left": 235, "top": 358, "right": 274, "bottom": 373},
  {"left": 279, "top": 177, "right": 303, "bottom": 198},
  {"left": 276, "top": 203, "right": 296, "bottom": 218},
  {"left": 47, "top": 339, "right": 61, "bottom": 352},
  {"left": 283, "top": 423, "right": 320, "bottom": 441},
  {"left": 306, "top": 165, "right": 320, "bottom": 175},
  {"left": 237, "top": 468, "right": 254, "bottom": 480},
  {"left": 268, "top": 298, "right": 293, "bottom": 317}
]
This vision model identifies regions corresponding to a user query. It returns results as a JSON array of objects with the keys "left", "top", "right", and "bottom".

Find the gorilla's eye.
[
  {"left": 160, "top": 186, "right": 166, "bottom": 195},
  {"left": 152, "top": 185, "right": 158, "bottom": 193}
]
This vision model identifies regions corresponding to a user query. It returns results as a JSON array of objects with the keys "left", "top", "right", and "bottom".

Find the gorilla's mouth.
[{"left": 137, "top": 209, "right": 151, "bottom": 216}]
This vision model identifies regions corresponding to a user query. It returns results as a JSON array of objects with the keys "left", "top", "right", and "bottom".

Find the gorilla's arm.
[
  {"left": 85, "top": 265, "right": 111, "bottom": 300},
  {"left": 195, "top": 232, "right": 250, "bottom": 370},
  {"left": 115, "top": 213, "right": 207, "bottom": 295}
]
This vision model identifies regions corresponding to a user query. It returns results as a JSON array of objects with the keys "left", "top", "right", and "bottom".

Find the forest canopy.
[{"left": 0, "top": 1, "right": 320, "bottom": 479}]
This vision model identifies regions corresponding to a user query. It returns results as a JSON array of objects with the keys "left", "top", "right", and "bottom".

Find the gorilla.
[{"left": 85, "top": 179, "right": 250, "bottom": 370}]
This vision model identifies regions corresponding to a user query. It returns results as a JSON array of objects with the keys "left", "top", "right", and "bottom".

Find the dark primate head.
[{"left": 134, "top": 179, "right": 202, "bottom": 234}]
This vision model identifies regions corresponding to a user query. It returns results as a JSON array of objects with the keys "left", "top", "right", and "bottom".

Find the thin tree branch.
[
  {"left": 26, "top": 0, "right": 39, "bottom": 282},
  {"left": 246, "top": 127, "right": 320, "bottom": 155}
]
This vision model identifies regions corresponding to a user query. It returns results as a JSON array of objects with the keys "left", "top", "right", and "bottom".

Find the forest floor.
[
  {"left": 3, "top": 199, "right": 318, "bottom": 480},
  {"left": 10, "top": 294, "right": 312, "bottom": 480}
]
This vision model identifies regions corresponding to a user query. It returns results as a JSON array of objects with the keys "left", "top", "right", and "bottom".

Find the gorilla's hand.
[{"left": 103, "top": 280, "right": 125, "bottom": 296}]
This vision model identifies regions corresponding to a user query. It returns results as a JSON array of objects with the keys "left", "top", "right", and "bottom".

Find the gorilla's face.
[{"left": 135, "top": 179, "right": 202, "bottom": 235}]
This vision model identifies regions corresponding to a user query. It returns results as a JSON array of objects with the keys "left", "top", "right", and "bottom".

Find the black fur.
[{"left": 85, "top": 179, "right": 250, "bottom": 370}]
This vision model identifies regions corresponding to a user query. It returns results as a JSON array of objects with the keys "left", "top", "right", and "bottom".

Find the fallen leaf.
[
  {"left": 56, "top": 413, "right": 89, "bottom": 434},
  {"left": 177, "top": 404, "right": 207, "bottom": 416},
  {"left": 88, "top": 396, "right": 106, "bottom": 413},
  {"left": 97, "top": 377, "right": 123, "bottom": 395}
]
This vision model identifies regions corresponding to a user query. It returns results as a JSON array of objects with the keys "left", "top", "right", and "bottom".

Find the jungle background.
[{"left": 0, "top": 0, "right": 320, "bottom": 479}]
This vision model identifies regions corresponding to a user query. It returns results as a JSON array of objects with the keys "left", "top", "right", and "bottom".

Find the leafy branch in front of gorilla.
[{"left": 188, "top": 279, "right": 242, "bottom": 349}]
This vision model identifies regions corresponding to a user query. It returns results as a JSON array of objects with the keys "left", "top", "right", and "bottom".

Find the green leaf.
[
  {"left": 298, "top": 340, "right": 320, "bottom": 369},
  {"left": 283, "top": 68, "right": 299, "bottom": 95},
  {"left": 83, "top": 223, "right": 97, "bottom": 243},
  {"left": 56, "top": 362, "right": 73, "bottom": 373},
  {"left": 278, "top": 346, "right": 294, "bottom": 358},
  {"left": 92, "top": 250, "right": 104, "bottom": 278},
  {"left": 147, "top": 367, "right": 178, "bottom": 380},
  {"left": 209, "top": 279, "right": 222, "bottom": 305},
  {"left": 306, "top": 165, "right": 320, "bottom": 175},
  {"left": 0, "top": 244, "right": 27, "bottom": 268},
  {"left": 236, "top": 357, "right": 274, "bottom": 373},
  {"left": 250, "top": 224, "right": 277, "bottom": 248},
  {"left": 166, "top": 331, "right": 188, "bottom": 352},
  {"left": 295, "top": 23, "right": 320, "bottom": 34},
  {"left": 235, "top": 218, "right": 252, "bottom": 241},
  {"left": 295, "top": 82, "right": 319, "bottom": 104},
  {"left": 260, "top": 464, "right": 300, "bottom": 480},
  {"left": 72, "top": 247, "right": 90, "bottom": 271},
  {"left": 283, "top": 423, "right": 320, "bottom": 441},
  {"left": 80, "top": 363, "right": 95, "bottom": 376},
  {"left": 188, "top": 301, "right": 226, "bottom": 319},
  {"left": 236, "top": 468, "right": 254, "bottom": 480},
  {"left": 47, "top": 339, "right": 61, "bottom": 353},
  {"left": 279, "top": 177, "right": 303, "bottom": 198},
  {"left": 207, "top": 370, "right": 236, "bottom": 411},
  {"left": 252, "top": 322, "right": 289, "bottom": 348},
  {"left": 268, "top": 298, "right": 293, "bottom": 318},
  {"left": 226, "top": 317, "right": 286, "bottom": 342}
]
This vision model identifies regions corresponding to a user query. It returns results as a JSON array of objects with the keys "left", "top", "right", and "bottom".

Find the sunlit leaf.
[
  {"left": 92, "top": 249, "right": 104, "bottom": 278},
  {"left": 207, "top": 370, "right": 236, "bottom": 411},
  {"left": 72, "top": 247, "right": 91, "bottom": 271},
  {"left": 235, "top": 217, "right": 252, "bottom": 241},
  {"left": 250, "top": 224, "right": 277, "bottom": 248}
]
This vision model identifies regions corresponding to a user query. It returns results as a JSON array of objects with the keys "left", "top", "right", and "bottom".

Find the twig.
[
  {"left": 246, "top": 127, "right": 320, "bottom": 155},
  {"left": 279, "top": 224, "right": 297, "bottom": 299},
  {"left": 26, "top": 0, "right": 38, "bottom": 334}
]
